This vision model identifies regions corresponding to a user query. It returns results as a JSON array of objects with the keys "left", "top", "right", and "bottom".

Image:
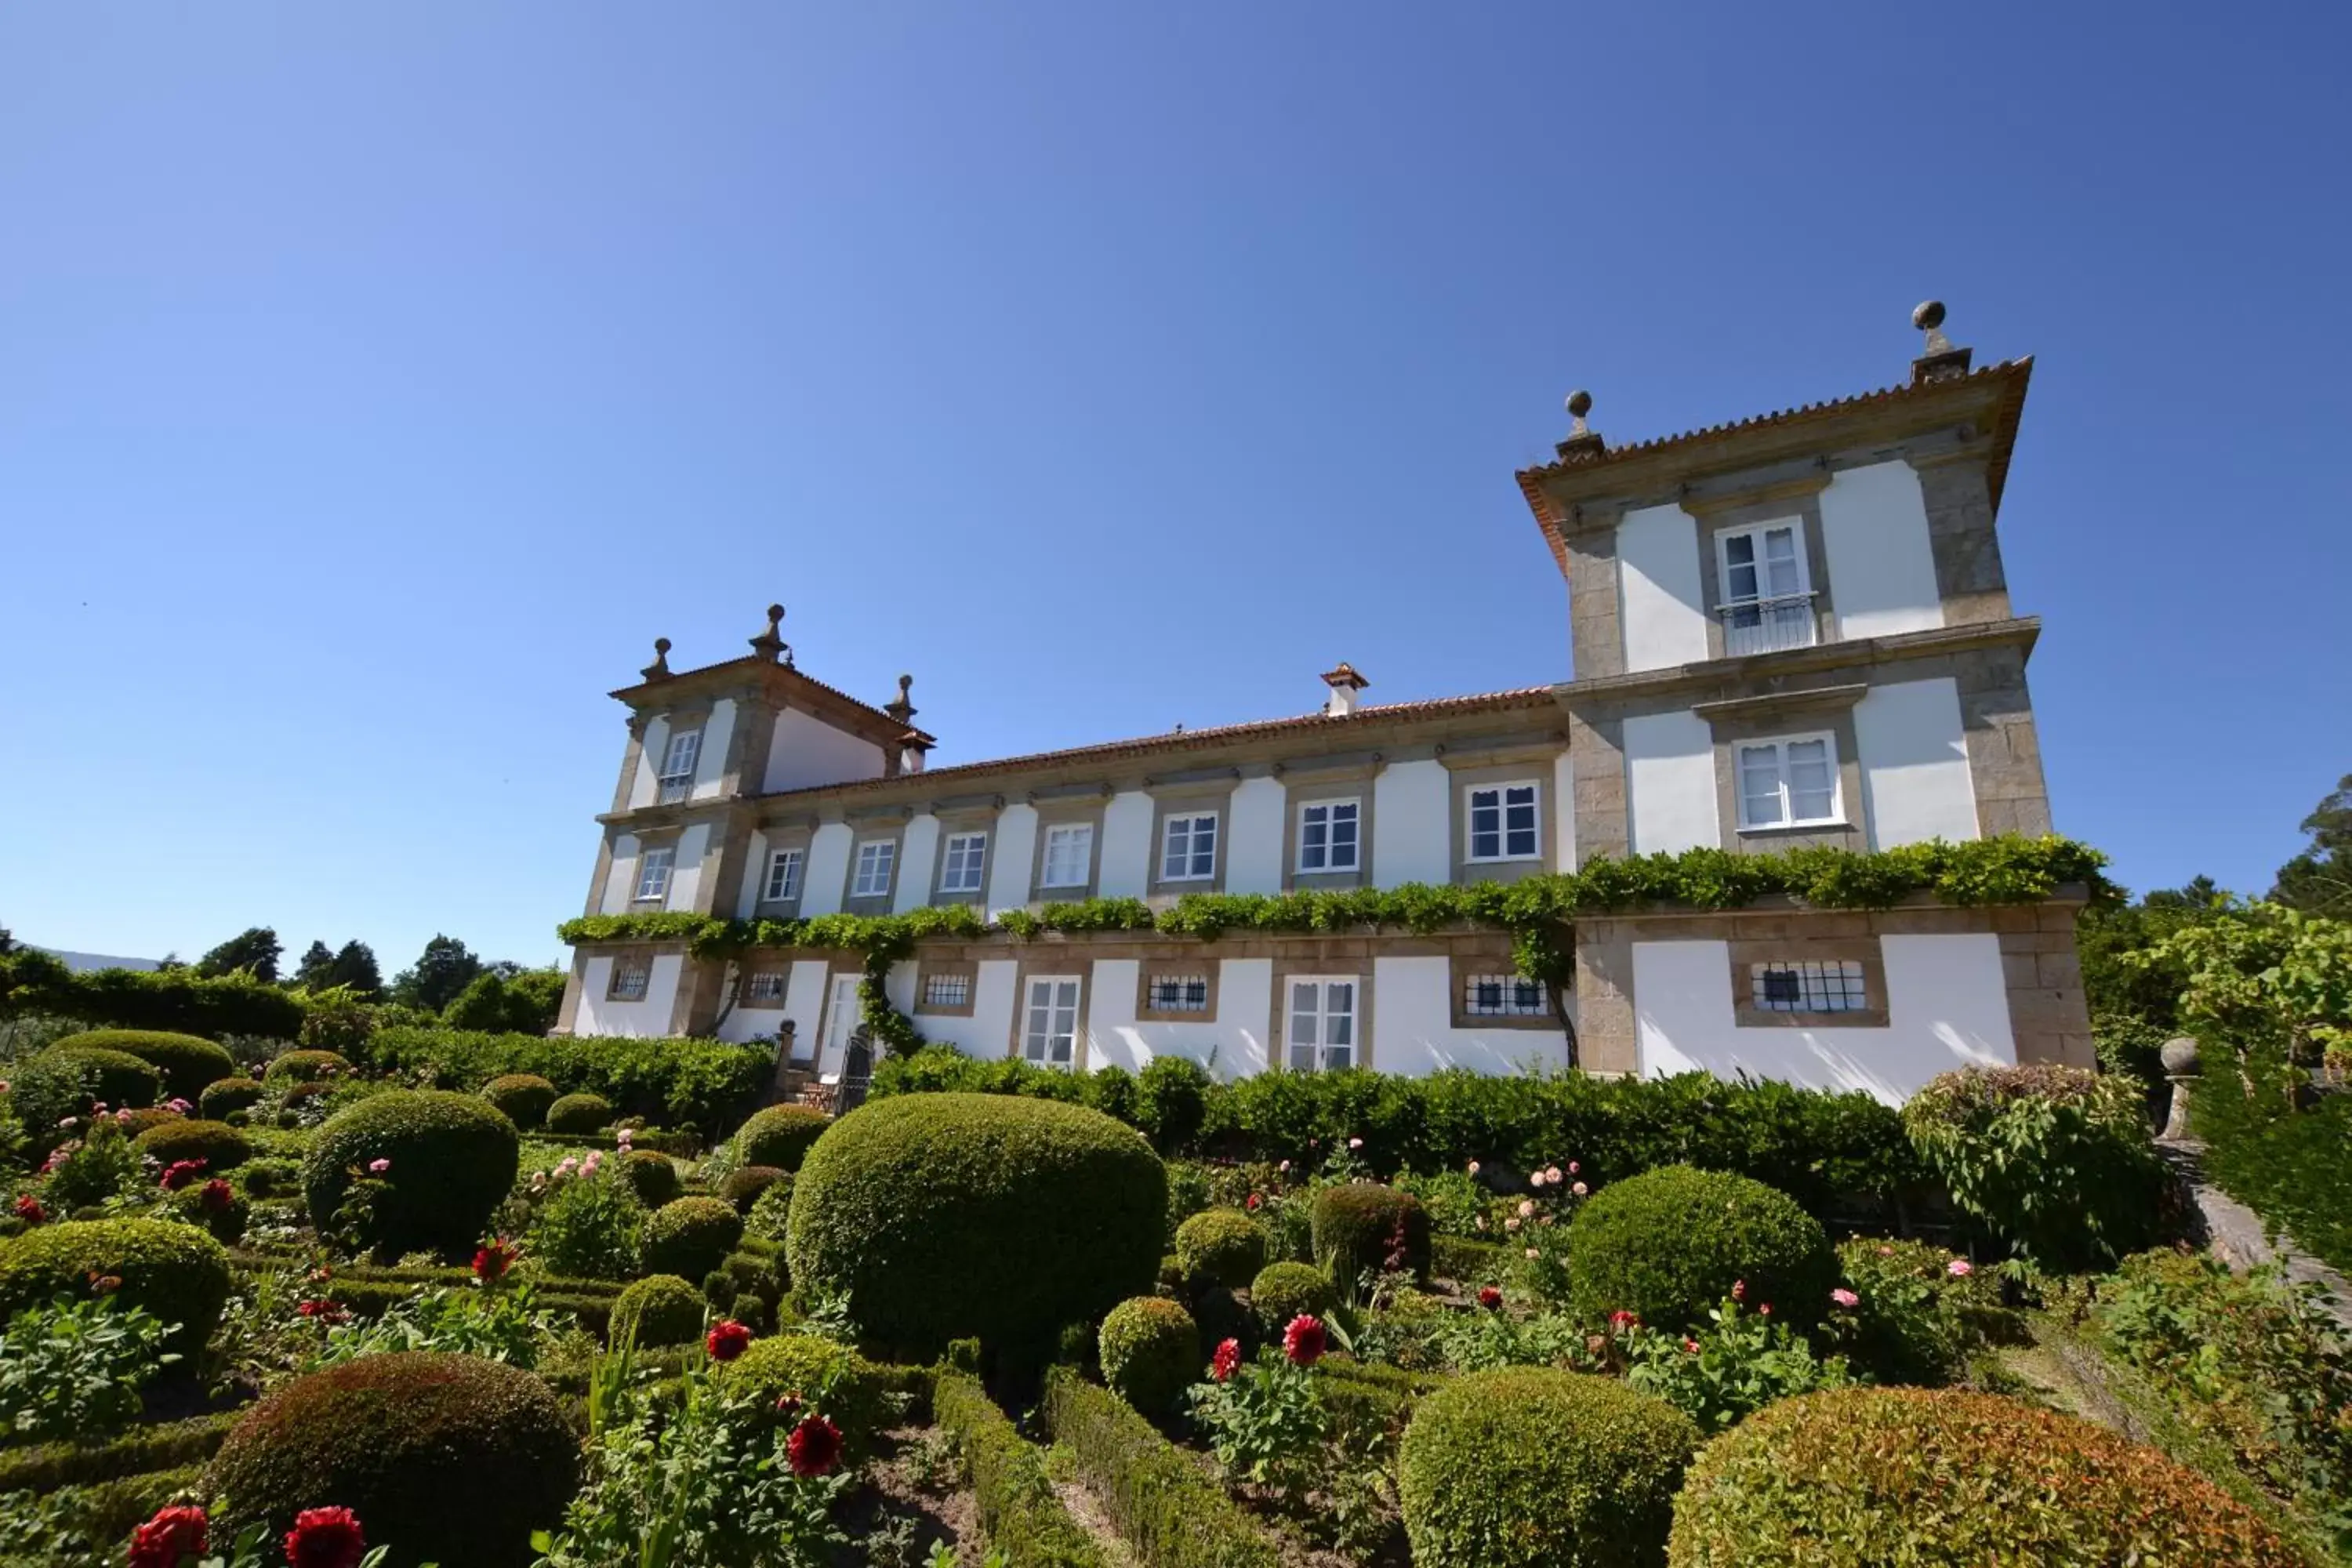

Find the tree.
[
  {"left": 390, "top": 935, "right": 484, "bottom": 1014},
  {"left": 194, "top": 927, "right": 281, "bottom": 982},
  {"left": 292, "top": 941, "right": 338, "bottom": 990},
  {"left": 0, "top": 925, "right": 71, "bottom": 1023},
  {"left": 2135, "top": 904, "right": 2352, "bottom": 1091},
  {"left": 441, "top": 967, "right": 567, "bottom": 1035},
  {"left": 2272, "top": 774, "right": 2352, "bottom": 918},
  {"left": 328, "top": 941, "right": 383, "bottom": 999}
]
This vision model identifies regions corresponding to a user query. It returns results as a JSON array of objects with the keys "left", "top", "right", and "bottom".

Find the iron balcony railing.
[
  {"left": 656, "top": 773, "right": 693, "bottom": 804},
  {"left": 1718, "top": 592, "right": 1817, "bottom": 656}
]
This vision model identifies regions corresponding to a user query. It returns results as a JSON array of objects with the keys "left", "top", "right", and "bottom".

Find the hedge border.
[
  {"left": 1040, "top": 1367, "right": 1283, "bottom": 1568},
  {"left": 934, "top": 1370, "right": 1110, "bottom": 1568},
  {"left": 0, "top": 1410, "right": 237, "bottom": 1494}
]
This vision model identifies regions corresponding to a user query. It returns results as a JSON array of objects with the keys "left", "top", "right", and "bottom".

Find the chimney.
[
  {"left": 898, "top": 731, "right": 930, "bottom": 774},
  {"left": 1909, "top": 300, "right": 1973, "bottom": 386},
  {"left": 1320, "top": 662, "right": 1370, "bottom": 718}
]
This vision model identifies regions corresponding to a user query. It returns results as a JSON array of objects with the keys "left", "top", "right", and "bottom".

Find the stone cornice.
[{"left": 1554, "top": 618, "right": 2040, "bottom": 712}]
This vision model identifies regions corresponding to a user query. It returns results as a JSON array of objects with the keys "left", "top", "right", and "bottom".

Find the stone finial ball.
[
  {"left": 1566, "top": 390, "right": 1593, "bottom": 418},
  {"left": 1912, "top": 299, "right": 1946, "bottom": 331},
  {"left": 766, "top": 604, "right": 785, "bottom": 622},
  {"left": 2160, "top": 1036, "right": 2202, "bottom": 1076},
  {"left": 654, "top": 637, "right": 671, "bottom": 653}
]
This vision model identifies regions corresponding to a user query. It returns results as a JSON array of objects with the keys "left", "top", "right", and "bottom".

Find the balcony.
[
  {"left": 1719, "top": 593, "right": 1817, "bottom": 657},
  {"left": 656, "top": 772, "right": 694, "bottom": 804}
]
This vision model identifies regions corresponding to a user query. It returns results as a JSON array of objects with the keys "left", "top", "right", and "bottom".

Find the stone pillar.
[{"left": 2160, "top": 1036, "right": 2201, "bottom": 1143}]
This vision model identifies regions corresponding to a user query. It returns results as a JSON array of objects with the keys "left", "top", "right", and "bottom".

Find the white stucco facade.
[
  {"left": 764, "top": 707, "right": 888, "bottom": 794},
  {"left": 1225, "top": 777, "right": 1288, "bottom": 897},
  {"left": 1624, "top": 710, "right": 1719, "bottom": 855},
  {"left": 1853, "top": 676, "right": 1979, "bottom": 848},
  {"left": 1616, "top": 502, "right": 1710, "bottom": 673},
  {"left": 1372, "top": 759, "right": 1450, "bottom": 887},
  {"left": 575, "top": 951, "right": 686, "bottom": 1038},
  {"left": 1098, "top": 791, "right": 1154, "bottom": 900},
  {"left": 1819, "top": 460, "right": 1945, "bottom": 641}
]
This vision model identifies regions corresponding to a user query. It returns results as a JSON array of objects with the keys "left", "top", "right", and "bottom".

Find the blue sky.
[{"left": 2, "top": 3, "right": 2345, "bottom": 973}]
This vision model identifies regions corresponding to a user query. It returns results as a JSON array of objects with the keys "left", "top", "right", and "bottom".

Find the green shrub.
[
  {"left": 545, "top": 1092, "right": 613, "bottom": 1134},
  {"left": 132, "top": 1117, "right": 252, "bottom": 1171},
  {"left": 619, "top": 1148, "right": 681, "bottom": 1207},
  {"left": 0, "top": 1217, "right": 232, "bottom": 1356},
  {"left": 1040, "top": 1367, "right": 1282, "bottom": 1568},
  {"left": 936, "top": 1370, "right": 1112, "bottom": 1568},
  {"left": 366, "top": 1025, "right": 768, "bottom": 1131},
  {"left": 303, "top": 1091, "right": 521, "bottom": 1256},
  {"left": 719, "top": 1163, "right": 786, "bottom": 1212},
  {"left": 208, "top": 1351, "right": 580, "bottom": 1568},
  {"left": 38, "top": 1047, "right": 161, "bottom": 1111},
  {"left": 113, "top": 1105, "right": 182, "bottom": 1138},
  {"left": 641, "top": 1196, "right": 742, "bottom": 1282},
  {"left": 1174, "top": 1208, "right": 1267, "bottom": 1287},
  {"left": 2194, "top": 1051, "right": 2352, "bottom": 1274},
  {"left": 712, "top": 1332, "right": 888, "bottom": 1454},
  {"left": 0, "top": 1409, "right": 234, "bottom": 1494},
  {"left": 743, "top": 1178, "right": 794, "bottom": 1246},
  {"left": 50, "top": 1030, "right": 236, "bottom": 1101},
  {"left": 198, "top": 1076, "right": 265, "bottom": 1120},
  {"left": 481, "top": 1073, "right": 558, "bottom": 1128},
  {"left": 608, "top": 1273, "right": 705, "bottom": 1347},
  {"left": 1666, "top": 1386, "right": 2306, "bottom": 1566},
  {"left": 265, "top": 1048, "right": 350, "bottom": 1082},
  {"left": 786, "top": 1093, "right": 1165, "bottom": 1359},
  {"left": 1248, "top": 1261, "right": 1334, "bottom": 1330},
  {"left": 1310, "top": 1184, "right": 1431, "bottom": 1283},
  {"left": 1136, "top": 1056, "right": 1210, "bottom": 1153},
  {"left": 526, "top": 1169, "right": 644, "bottom": 1280},
  {"left": 1903, "top": 1064, "right": 2167, "bottom": 1271},
  {"left": 1098, "top": 1296, "right": 1200, "bottom": 1414},
  {"left": 1400, "top": 1367, "right": 1697, "bottom": 1568},
  {"left": 734, "top": 1104, "right": 830, "bottom": 1171},
  {"left": 1566, "top": 1166, "right": 1833, "bottom": 1334},
  {"left": 1831, "top": 1236, "right": 2001, "bottom": 1387},
  {"left": 1163, "top": 1162, "right": 1212, "bottom": 1242},
  {"left": 45, "top": 965, "right": 306, "bottom": 1039},
  {"left": 0, "top": 1294, "right": 179, "bottom": 1445},
  {"left": 236, "top": 1156, "right": 302, "bottom": 1200}
]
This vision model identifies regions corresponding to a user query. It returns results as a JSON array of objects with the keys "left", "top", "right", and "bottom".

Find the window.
[
  {"left": 1298, "top": 800, "right": 1360, "bottom": 873},
  {"left": 1716, "top": 522, "right": 1814, "bottom": 655},
  {"left": 1160, "top": 813, "right": 1218, "bottom": 881},
  {"left": 744, "top": 971, "right": 786, "bottom": 1005},
  {"left": 608, "top": 957, "right": 650, "bottom": 1000},
  {"left": 1022, "top": 976, "right": 1082, "bottom": 1067},
  {"left": 633, "top": 847, "right": 675, "bottom": 902},
  {"left": 762, "top": 848, "right": 804, "bottom": 903},
  {"left": 850, "top": 840, "right": 896, "bottom": 899},
  {"left": 1040, "top": 823, "right": 1093, "bottom": 888},
  {"left": 1146, "top": 973, "right": 1211, "bottom": 1013},
  {"left": 1466, "top": 782, "right": 1541, "bottom": 862},
  {"left": 1737, "top": 734, "right": 1842, "bottom": 829},
  {"left": 1463, "top": 972, "right": 1548, "bottom": 1018},
  {"left": 1750, "top": 960, "right": 1867, "bottom": 1013},
  {"left": 1286, "top": 978, "right": 1357, "bottom": 1072},
  {"left": 922, "top": 971, "right": 972, "bottom": 1010},
  {"left": 939, "top": 832, "right": 988, "bottom": 895},
  {"left": 657, "top": 729, "right": 701, "bottom": 804}
]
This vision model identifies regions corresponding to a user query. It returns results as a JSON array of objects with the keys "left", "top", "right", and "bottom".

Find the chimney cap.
[
  {"left": 1554, "top": 390, "right": 1606, "bottom": 463},
  {"left": 1320, "top": 661, "right": 1370, "bottom": 692},
  {"left": 1910, "top": 299, "right": 1973, "bottom": 385}
]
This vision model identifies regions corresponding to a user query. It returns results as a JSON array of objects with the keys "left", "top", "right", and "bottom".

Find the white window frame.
[
  {"left": 1285, "top": 975, "right": 1359, "bottom": 1073},
  {"left": 1735, "top": 731, "right": 1844, "bottom": 830},
  {"left": 633, "top": 846, "right": 675, "bottom": 903},
  {"left": 939, "top": 831, "right": 988, "bottom": 895},
  {"left": 1296, "top": 798, "right": 1361, "bottom": 873},
  {"left": 1160, "top": 811, "right": 1219, "bottom": 882},
  {"left": 849, "top": 839, "right": 897, "bottom": 900},
  {"left": 1021, "top": 975, "right": 1083, "bottom": 1068},
  {"left": 656, "top": 729, "right": 701, "bottom": 804},
  {"left": 744, "top": 971, "right": 787, "bottom": 1005},
  {"left": 1040, "top": 823, "right": 1094, "bottom": 890},
  {"left": 1465, "top": 781, "right": 1542, "bottom": 864},
  {"left": 762, "top": 847, "right": 804, "bottom": 903},
  {"left": 608, "top": 956, "right": 651, "bottom": 1001},
  {"left": 1715, "top": 521, "right": 1812, "bottom": 606}
]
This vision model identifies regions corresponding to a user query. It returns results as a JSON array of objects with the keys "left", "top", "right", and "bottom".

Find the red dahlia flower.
[
  {"left": 706, "top": 1319, "right": 752, "bottom": 1362},
  {"left": 1210, "top": 1338, "right": 1241, "bottom": 1382},
  {"left": 128, "top": 1503, "right": 209, "bottom": 1568},
  {"left": 158, "top": 1159, "right": 208, "bottom": 1192},
  {"left": 472, "top": 1237, "right": 519, "bottom": 1283},
  {"left": 1282, "top": 1313, "right": 1327, "bottom": 1367},
  {"left": 199, "top": 1178, "right": 234, "bottom": 1214},
  {"left": 786, "top": 1413, "right": 844, "bottom": 1477},
  {"left": 12, "top": 1194, "right": 45, "bottom": 1226},
  {"left": 1608, "top": 1309, "right": 1639, "bottom": 1332},
  {"left": 285, "top": 1505, "right": 367, "bottom": 1568},
  {"left": 1476, "top": 1285, "right": 1503, "bottom": 1310},
  {"left": 296, "top": 1298, "right": 349, "bottom": 1324},
  {"left": 775, "top": 1390, "right": 804, "bottom": 1419}
]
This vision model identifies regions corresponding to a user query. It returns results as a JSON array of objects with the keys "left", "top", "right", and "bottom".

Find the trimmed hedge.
[
  {"left": 1433, "top": 1234, "right": 1513, "bottom": 1286},
  {"left": 0, "top": 1409, "right": 234, "bottom": 1494},
  {"left": 1174, "top": 1207, "right": 1267, "bottom": 1287},
  {"left": 481, "top": 1073, "right": 558, "bottom": 1128},
  {"left": 1098, "top": 1296, "right": 1200, "bottom": 1414},
  {"left": 133, "top": 1117, "right": 252, "bottom": 1171},
  {"left": 545, "top": 1092, "right": 613, "bottom": 1134},
  {"left": 621, "top": 1148, "right": 682, "bottom": 1207},
  {"left": 303, "top": 1091, "right": 521, "bottom": 1256},
  {"left": 1401, "top": 1367, "right": 1699, "bottom": 1568},
  {"left": 1666, "top": 1386, "right": 2306, "bottom": 1566},
  {"left": 735, "top": 1105, "right": 830, "bottom": 1171},
  {"left": 199, "top": 1076, "right": 265, "bottom": 1120},
  {"left": 38, "top": 1046, "right": 162, "bottom": 1110},
  {"left": 0, "top": 1218, "right": 233, "bottom": 1356},
  {"left": 936, "top": 1370, "right": 1112, "bottom": 1568},
  {"left": 209, "top": 1352, "right": 580, "bottom": 1568},
  {"left": 1311, "top": 1184, "right": 1431, "bottom": 1283},
  {"left": 1249, "top": 1261, "right": 1334, "bottom": 1330},
  {"left": 265, "top": 1048, "right": 350, "bottom": 1082},
  {"left": 608, "top": 1273, "right": 705, "bottom": 1347},
  {"left": 786, "top": 1094, "right": 1166, "bottom": 1359},
  {"left": 719, "top": 1164, "right": 786, "bottom": 1213},
  {"left": 38, "top": 964, "right": 306, "bottom": 1039},
  {"left": 114, "top": 1105, "right": 183, "bottom": 1139},
  {"left": 51, "top": 1029, "right": 236, "bottom": 1100},
  {"left": 1566, "top": 1166, "right": 1834, "bottom": 1334},
  {"left": 1040, "top": 1367, "right": 1283, "bottom": 1568},
  {"left": 713, "top": 1332, "right": 891, "bottom": 1453},
  {"left": 641, "top": 1197, "right": 742, "bottom": 1282},
  {"left": 365, "top": 1026, "right": 768, "bottom": 1131}
]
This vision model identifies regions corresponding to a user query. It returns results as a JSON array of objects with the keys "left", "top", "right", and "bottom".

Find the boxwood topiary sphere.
[
  {"left": 720, "top": 1164, "right": 786, "bottom": 1213},
  {"left": 642, "top": 1196, "right": 742, "bottom": 1282},
  {"left": 52, "top": 1030, "right": 237, "bottom": 1101},
  {"left": 134, "top": 1117, "right": 253, "bottom": 1171},
  {"left": 1250, "top": 1261, "right": 1335, "bottom": 1330},
  {"left": 264, "top": 1049, "right": 349, "bottom": 1083},
  {"left": 38, "top": 1047, "right": 162, "bottom": 1111},
  {"left": 1310, "top": 1184, "right": 1432, "bottom": 1283},
  {"left": 786, "top": 1093, "right": 1165, "bottom": 1359},
  {"left": 734, "top": 1105, "right": 830, "bottom": 1171},
  {"left": 608, "top": 1272, "right": 705, "bottom": 1347},
  {"left": 1667, "top": 1386, "right": 2305, "bottom": 1566},
  {"left": 0, "top": 1217, "right": 233, "bottom": 1356},
  {"left": 713, "top": 1332, "right": 890, "bottom": 1454},
  {"left": 1098, "top": 1295, "right": 1200, "bottom": 1414},
  {"left": 1400, "top": 1367, "right": 1700, "bottom": 1568},
  {"left": 303, "top": 1091, "right": 521, "bottom": 1257},
  {"left": 114, "top": 1106, "right": 183, "bottom": 1139},
  {"left": 481, "top": 1073, "right": 559, "bottom": 1129},
  {"left": 209, "top": 1352, "right": 579, "bottom": 1568},
  {"left": 545, "top": 1092, "right": 614, "bottom": 1134},
  {"left": 621, "top": 1148, "right": 682, "bottom": 1207},
  {"left": 1174, "top": 1207, "right": 1269, "bottom": 1287},
  {"left": 1566, "top": 1165, "right": 1834, "bottom": 1334},
  {"left": 199, "top": 1076, "right": 265, "bottom": 1120}
]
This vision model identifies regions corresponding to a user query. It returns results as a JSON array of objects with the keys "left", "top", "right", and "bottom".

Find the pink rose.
[
  {"left": 1947, "top": 1258, "right": 1973, "bottom": 1277},
  {"left": 1466, "top": 1160, "right": 1480, "bottom": 1175},
  {"left": 1570, "top": 1181, "right": 1587, "bottom": 1196},
  {"left": 1831, "top": 1288, "right": 1860, "bottom": 1308},
  {"left": 1518, "top": 1200, "right": 1535, "bottom": 1218},
  {"left": 1348, "top": 1137, "right": 1363, "bottom": 1150},
  {"left": 367, "top": 1158, "right": 391, "bottom": 1175},
  {"left": 1524, "top": 1247, "right": 1540, "bottom": 1259}
]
